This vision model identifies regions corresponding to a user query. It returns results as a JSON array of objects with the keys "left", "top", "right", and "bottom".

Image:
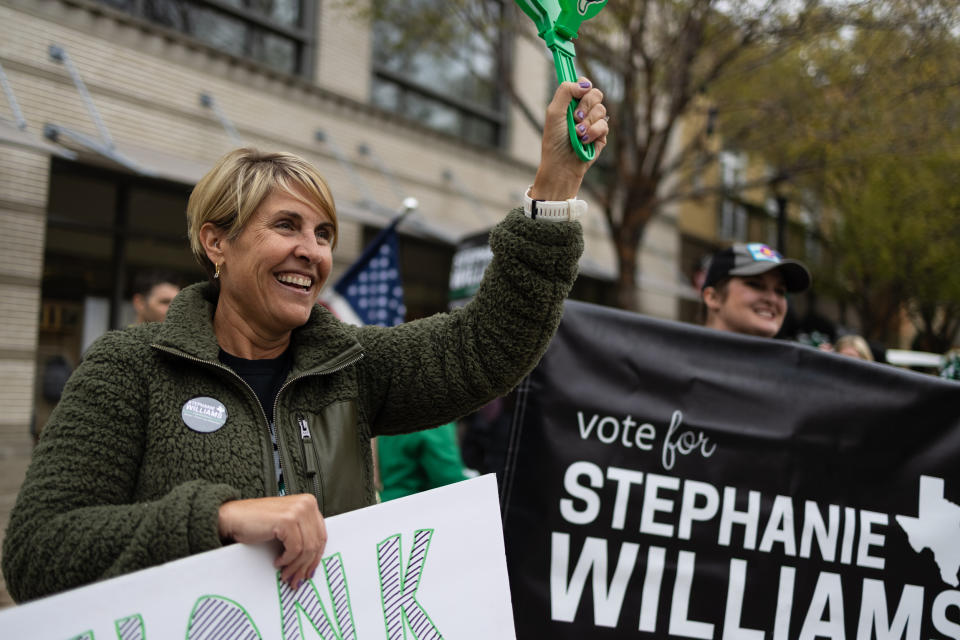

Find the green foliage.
[
  {"left": 821, "top": 154, "right": 960, "bottom": 346},
  {"left": 716, "top": 3, "right": 960, "bottom": 174}
]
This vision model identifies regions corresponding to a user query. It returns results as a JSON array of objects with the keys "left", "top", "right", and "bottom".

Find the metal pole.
[
  {"left": 49, "top": 45, "right": 115, "bottom": 149},
  {"left": 0, "top": 62, "right": 28, "bottom": 129},
  {"left": 199, "top": 93, "right": 243, "bottom": 146}
]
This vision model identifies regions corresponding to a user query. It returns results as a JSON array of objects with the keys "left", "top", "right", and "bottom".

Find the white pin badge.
[{"left": 182, "top": 396, "right": 228, "bottom": 433}]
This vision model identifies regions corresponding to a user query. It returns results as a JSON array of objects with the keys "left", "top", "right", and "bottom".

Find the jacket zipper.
[
  {"left": 152, "top": 344, "right": 363, "bottom": 500},
  {"left": 297, "top": 413, "right": 323, "bottom": 502},
  {"left": 271, "top": 350, "right": 364, "bottom": 504}
]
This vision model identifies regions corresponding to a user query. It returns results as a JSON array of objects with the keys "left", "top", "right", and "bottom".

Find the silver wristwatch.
[{"left": 523, "top": 186, "right": 587, "bottom": 222}]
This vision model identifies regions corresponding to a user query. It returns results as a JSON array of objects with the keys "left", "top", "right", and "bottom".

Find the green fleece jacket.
[{"left": 2, "top": 211, "right": 582, "bottom": 603}]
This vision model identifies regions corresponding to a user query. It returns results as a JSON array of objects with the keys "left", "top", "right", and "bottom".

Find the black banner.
[{"left": 501, "top": 300, "right": 960, "bottom": 639}]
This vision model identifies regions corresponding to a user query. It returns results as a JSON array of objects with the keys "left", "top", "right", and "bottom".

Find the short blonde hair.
[
  {"left": 187, "top": 148, "right": 337, "bottom": 275},
  {"left": 836, "top": 334, "right": 874, "bottom": 361}
]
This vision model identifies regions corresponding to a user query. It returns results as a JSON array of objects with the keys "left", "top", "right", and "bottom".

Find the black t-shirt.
[{"left": 218, "top": 348, "right": 293, "bottom": 424}]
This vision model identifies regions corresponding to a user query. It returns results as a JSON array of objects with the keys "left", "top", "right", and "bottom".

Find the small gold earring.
[{"left": 214, "top": 262, "right": 222, "bottom": 279}]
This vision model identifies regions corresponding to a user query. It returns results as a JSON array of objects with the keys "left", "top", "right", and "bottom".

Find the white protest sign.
[{"left": 0, "top": 474, "right": 515, "bottom": 639}]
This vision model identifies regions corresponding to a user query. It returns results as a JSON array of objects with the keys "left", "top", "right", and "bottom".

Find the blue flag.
[{"left": 322, "top": 216, "right": 406, "bottom": 326}]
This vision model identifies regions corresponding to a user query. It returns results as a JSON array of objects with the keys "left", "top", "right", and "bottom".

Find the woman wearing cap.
[
  {"left": 3, "top": 80, "right": 610, "bottom": 602},
  {"left": 700, "top": 243, "right": 811, "bottom": 338}
]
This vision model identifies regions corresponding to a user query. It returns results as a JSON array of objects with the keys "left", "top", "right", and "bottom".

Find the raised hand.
[
  {"left": 515, "top": 0, "right": 609, "bottom": 161},
  {"left": 531, "top": 79, "right": 608, "bottom": 201}
]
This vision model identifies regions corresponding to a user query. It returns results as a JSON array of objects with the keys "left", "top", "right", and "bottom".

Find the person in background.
[
  {"left": 835, "top": 334, "right": 874, "bottom": 361},
  {"left": 460, "top": 396, "right": 513, "bottom": 479},
  {"left": 701, "top": 243, "right": 811, "bottom": 338},
  {"left": 131, "top": 270, "right": 180, "bottom": 324},
  {"left": 376, "top": 421, "right": 468, "bottom": 501}
]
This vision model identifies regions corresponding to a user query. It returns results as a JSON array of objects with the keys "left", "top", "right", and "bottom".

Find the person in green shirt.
[{"left": 377, "top": 422, "right": 468, "bottom": 501}]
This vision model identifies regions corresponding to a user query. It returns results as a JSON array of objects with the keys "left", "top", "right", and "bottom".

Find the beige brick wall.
[
  {"left": 0, "top": 210, "right": 46, "bottom": 283},
  {"left": 0, "top": 145, "right": 49, "bottom": 209},
  {"left": 0, "top": 285, "right": 42, "bottom": 352},
  {"left": 0, "top": 360, "right": 36, "bottom": 432},
  {"left": 316, "top": 0, "right": 371, "bottom": 102},
  {"left": 509, "top": 31, "right": 551, "bottom": 167},
  {"left": 0, "top": 143, "right": 48, "bottom": 609}
]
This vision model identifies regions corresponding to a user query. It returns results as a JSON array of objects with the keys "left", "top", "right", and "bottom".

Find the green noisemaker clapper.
[{"left": 514, "top": 0, "right": 608, "bottom": 161}]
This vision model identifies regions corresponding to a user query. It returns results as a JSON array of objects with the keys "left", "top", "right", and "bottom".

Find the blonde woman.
[{"left": 3, "top": 80, "right": 609, "bottom": 602}]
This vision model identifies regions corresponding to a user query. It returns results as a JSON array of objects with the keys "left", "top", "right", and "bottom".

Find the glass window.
[
  {"left": 251, "top": 0, "right": 301, "bottom": 28},
  {"left": 371, "top": 0, "right": 506, "bottom": 147},
  {"left": 95, "top": 0, "right": 312, "bottom": 76},
  {"left": 718, "top": 151, "right": 748, "bottom": 241},
  {"left": 719, "top": 199, "right": 748, "bottom": 242}
]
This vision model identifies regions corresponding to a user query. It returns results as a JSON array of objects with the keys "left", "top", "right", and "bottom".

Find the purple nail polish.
[
  {"left": 576, "top": 110, "right": 584, "bottom": 120},
  {"left": 578, "top": 80, "right": 591, "bottom": 88},
  {"left": 576, "top": 124, "right": 586, "bottom": 134},
  {"left": 580, "top": 134, "right": 589, "bottom": 142}
]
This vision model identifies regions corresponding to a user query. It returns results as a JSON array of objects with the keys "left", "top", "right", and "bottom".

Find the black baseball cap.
[{"left": 702, "top": 243, "right": 811, "bottom": 293}]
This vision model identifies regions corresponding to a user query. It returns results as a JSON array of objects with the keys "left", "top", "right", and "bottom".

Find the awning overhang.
[
  {"left": 0, "top": 120, "right": 76, "bottom": 159},
  {"left": 42, "top": 124, "right": 208, "bottom": 183}
]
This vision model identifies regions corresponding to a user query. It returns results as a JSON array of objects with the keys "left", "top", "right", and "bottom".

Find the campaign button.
[{"left": 181, "top": 396, "right": 228, "bottom": 433}]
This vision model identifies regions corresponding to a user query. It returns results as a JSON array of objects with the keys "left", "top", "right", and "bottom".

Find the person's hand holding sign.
[
  {"left": 218, "top": 495, "right": 327, "bottom": 589},
  {"left": 530, "top": 78, "right": 608, "bottom": 201}
]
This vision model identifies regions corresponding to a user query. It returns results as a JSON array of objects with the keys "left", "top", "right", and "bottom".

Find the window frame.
[
  {"left": 718, "top": 150, "right": 748, "bottom": 241},
  {"left": 96, "top": 0, "right": 317, "bottom": 77},
  {"left": 369, "top": 0, "right": 510, "bottom": 149}
]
